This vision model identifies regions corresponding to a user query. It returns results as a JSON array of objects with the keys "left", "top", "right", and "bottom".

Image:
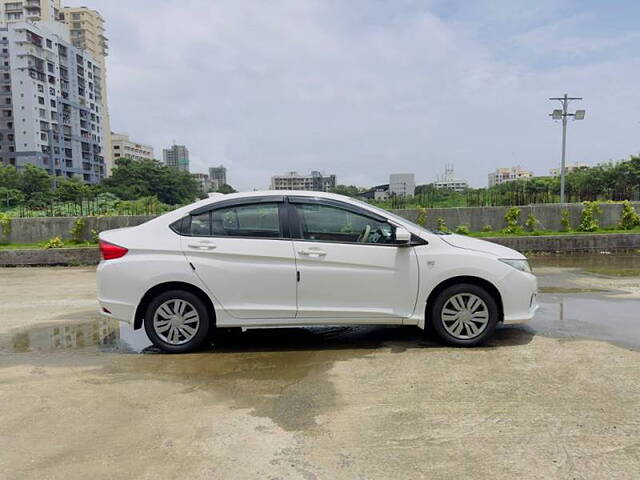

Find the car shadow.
[{"left": 179, "top": 324, "right": 536, "bottom": 355}]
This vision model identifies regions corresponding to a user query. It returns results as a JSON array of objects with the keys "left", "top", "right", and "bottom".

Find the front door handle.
[
  {"left": 298, "top": 248, "right": 326, "bottom": 257},
  {"left": 188, "top": 241, "right": 217, "bottom": 250}
]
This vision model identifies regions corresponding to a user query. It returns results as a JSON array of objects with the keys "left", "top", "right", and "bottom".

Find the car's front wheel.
[
  {"left": 144, "top": 290, "right": 210, "bottom": 353},
  {"left": 429, "top": 283, "right": 499, "bottom": 347}
]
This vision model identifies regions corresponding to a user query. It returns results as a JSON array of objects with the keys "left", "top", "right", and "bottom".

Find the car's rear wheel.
[
  {"left": 144, "top": 290, "right": 210, "bottom": 353},
  {"left": 429, "top": 283, "right": 499, "bottom": 347}
]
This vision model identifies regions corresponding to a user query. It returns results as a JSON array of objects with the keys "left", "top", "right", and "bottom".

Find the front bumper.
[{"left": 500, "top": 270, "right": 538, "bottom": 325}]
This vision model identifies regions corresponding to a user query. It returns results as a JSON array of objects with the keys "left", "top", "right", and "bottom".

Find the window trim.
[
  {"left": 172, "top": 199, "right": 288, "bottom": 240},
  {"left": 286, "top": 198, "right": 405, "bottom": 247}
]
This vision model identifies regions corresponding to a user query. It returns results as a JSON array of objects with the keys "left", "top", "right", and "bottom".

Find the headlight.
[{"left": 499, "top": 258, "right": 532, "bottom": 273}]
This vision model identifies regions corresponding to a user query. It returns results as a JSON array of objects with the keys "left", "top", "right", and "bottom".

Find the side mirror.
[{"left": 394, "top": 226, "right": 411, "bottom": 244}]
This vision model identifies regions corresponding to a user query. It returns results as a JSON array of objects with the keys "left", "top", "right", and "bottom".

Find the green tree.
[
  {"left": 216, "top": 183, "right": 237, "bottom": 194},
  {"left": 54, "top": 177, "right": 90, "bottom": 202},
  {"left": 102, "top": 157, "right": 199, "bottom": 205},
  {"left": 330, "top": 185, "right": 362, "bottom": 197},
  {"left": 19, "top": 164, "right": 53, "bottom": 198},
  {"left": 0, "top": 164, "right": 20, "bottom": 190}
]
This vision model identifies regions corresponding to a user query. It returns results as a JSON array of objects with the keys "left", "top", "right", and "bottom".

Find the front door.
[{"left": 289, "top": 198, "right": 419, "bottom": 322}]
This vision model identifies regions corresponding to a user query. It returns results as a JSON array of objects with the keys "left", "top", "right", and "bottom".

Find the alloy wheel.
[
  {"left": 440, "top": 293, "right": 489, "bottom": 340},
  {"left": 152, "top": 299, "right": 201, "bottom": 345}
]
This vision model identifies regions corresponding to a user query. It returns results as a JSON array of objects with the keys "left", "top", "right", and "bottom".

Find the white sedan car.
[{"left": 97, "top": 191, "right": 537, "bottom": 353}]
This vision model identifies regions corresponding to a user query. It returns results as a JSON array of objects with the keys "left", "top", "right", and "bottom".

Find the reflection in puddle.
[
  {"left": 1, "top": 318, "right": 152, "bottom": 354},
  {"left": 527, "top": 295, "right": 640, "bottom": 350}
]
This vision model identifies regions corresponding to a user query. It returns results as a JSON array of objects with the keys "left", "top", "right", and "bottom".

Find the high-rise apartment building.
[
  {"left": 270, "top": 170, "right": 336, "bottom": 192},
  {"left": 60, "top": 6, "right": 111, "bottom": 173},
  {"left": 0, "top": 22, "right": 105, "bottom": 182},
  {"left": 111, "top": 132, "right": 154, "bottom": 161},
  {"left": 208, "top": 165, "right": 226, "bottom": 191},
  {"left": 163, "top": 144, "right": 189, "bottom": 171},
  {"left": 0, "top": 0, "right": 61, "bottom": 24}
]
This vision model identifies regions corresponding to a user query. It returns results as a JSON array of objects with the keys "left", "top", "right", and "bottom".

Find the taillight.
[{"left": 100, "top": 240, "right": 128, "bottom": 260}]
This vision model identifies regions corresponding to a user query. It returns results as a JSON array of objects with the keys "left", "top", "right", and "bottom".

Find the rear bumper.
[{"left": 98, "top": 298, "right": 136, "bottom": 324}]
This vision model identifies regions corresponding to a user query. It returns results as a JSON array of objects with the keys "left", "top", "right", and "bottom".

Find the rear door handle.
[
  {"left": 188, "top": 241, "right": 217, "bottom": 250},
  {"left": 298, "top": 248, "right": 326, "bottom": 257}
]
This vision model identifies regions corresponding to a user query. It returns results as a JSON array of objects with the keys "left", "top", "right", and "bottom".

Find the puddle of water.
[
  {"left": 0, "top": 318, "right": 150, "bottom": 354},
  {"left": 531, "top": 253, "right": 640, "bottom": 274},
  {"left": 526, "top": 294, "right": 640, "bottom": 350},
  {"left": 538, "top": 287, "right": 611, "bottom": 294}
]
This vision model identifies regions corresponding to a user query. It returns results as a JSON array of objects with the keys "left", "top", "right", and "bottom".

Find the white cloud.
[{"left": 80, "top": 0, "right": 640, "bottom": 189}]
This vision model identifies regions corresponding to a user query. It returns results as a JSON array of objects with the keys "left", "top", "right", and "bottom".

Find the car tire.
[
  {"left": 429, "top": 283, "right": 499, "bottom": 347},
  {"left": 144, "top": 289, "right": 211, "bottom": 353}
]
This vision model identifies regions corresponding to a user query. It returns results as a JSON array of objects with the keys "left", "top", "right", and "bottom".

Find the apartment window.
[
  {"left": 37, "top": 84, "right": 44, "bottom": 93},
  {"left": 39, "top": 108, "right": 46, "bottom": 118},
  {"left": 46, "top": 39, "right": 52, "bottom": 48},
  {"left": 72, "top": 22, "right": 81, "bottom": 29},
  {"left": 72, "top": 13, "right": 81, "bottom": 20},
  {"left": 38, "top": 96, "right": 45, "bottom": 105},
  {"left": 47, "top": 62, "right": 54, "bottom": 73},
  {"left": 2, "top": 49, "right": 7, "bottom": 54},
  {"left": 3, "top": 74, "right": 8, "bottom": 80},
  {"left": 49, "top": 87, "right": 55, "bottom": 95},
  {"left": 3, "top": 110, "right": 11, "bottom": 117},
  {"left": 50, "top": 100, "right": 56, "bottom": 108}
]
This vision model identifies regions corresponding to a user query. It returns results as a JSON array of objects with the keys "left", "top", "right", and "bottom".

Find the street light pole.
[{"left": 549, "top": 93, "right": 585, "bottom": 204}]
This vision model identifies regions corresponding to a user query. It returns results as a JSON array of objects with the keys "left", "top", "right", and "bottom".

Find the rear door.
[
  {"left": 289, "top": 197, "right": 419, "bottom": 322},
  {"left": 180, "top": 198, "right": 297, "bottom": 320}
]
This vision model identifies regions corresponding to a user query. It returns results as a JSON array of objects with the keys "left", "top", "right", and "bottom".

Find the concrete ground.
[{"left": 1, "top": 259, "right": 639, "bottom": 480}]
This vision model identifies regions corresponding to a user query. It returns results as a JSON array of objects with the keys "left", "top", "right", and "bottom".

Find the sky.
[{"left": 79, "top": 0, "right": 640, "bottom": 190}]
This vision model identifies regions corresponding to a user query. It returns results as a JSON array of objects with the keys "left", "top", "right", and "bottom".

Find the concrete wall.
[
  {"left": 1, "top": 233, "right": 638, "bottom": 267},
  {"left": 394, "top": 202, "right": 640, "bottom": 233},
  {"left": 484, "top": 233, "right": 640, "bottom": 253},
  {"left": 0, "top": 248, "right": 100, "bottom": 267},
  {"left": 1, "top": 202, "right": 639, "bottom": 245},
  {"left": 3, "top": 215, "right": 155, "bottom": 244}
]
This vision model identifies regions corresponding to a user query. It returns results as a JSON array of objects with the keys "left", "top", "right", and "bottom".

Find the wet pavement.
[
  {"left": 3, "top": 253, "right": 639, "bottom": 353},
  {"left": 1, "top": 256, "right": 639, "bottom": 479}
]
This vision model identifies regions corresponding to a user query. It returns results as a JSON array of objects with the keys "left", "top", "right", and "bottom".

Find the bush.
[
  {"left": 618, "top": 200, "right": 640, "bottom": 230},
  {"left": 560, "top": 209, "right": 571, "bottom": 231},
  {"left": 482, "top": 225, "right": 493, "bottom": 232},
  {"left": 524, "top": 212, "right": 539, "bottom": 232},
  {"left": 70, "top": 217, "right": 87, "bottom": 243},
  {"left": 436, "top": 217, "right": 449, "bottom": 232},
  {"left": 44, "top": 236, "right": 64, "bottom": 249},
  {"left": 577, "top": 201, "right": 602, "bottom": 232},
  {"left": 503, "top": 207, "right": 523, "bottom": 234},
  {"left": 416, "top": 208, "right": 427, "bottom": 227},
  {"left": 0, "top": 212, "right": 11, "bottom": 244},
  {"left": 455, "top": 224, "right": 470, "bottom": 235}
]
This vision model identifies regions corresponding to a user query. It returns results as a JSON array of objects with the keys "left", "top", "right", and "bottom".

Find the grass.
[
  {"left": 0, "top": 241, "right": 97, "bottom": 250},
  {"left": 469, "top": 226, "right": 640, "bottom": 238}
]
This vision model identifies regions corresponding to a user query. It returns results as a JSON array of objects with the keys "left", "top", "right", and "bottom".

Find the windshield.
[{"left": 348, "top": 198, "right": 433, "bottom": 233}]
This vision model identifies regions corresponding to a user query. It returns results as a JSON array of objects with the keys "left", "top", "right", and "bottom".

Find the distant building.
[
  {"left": 549, "top": 162, "right": 589, "bottom": 177},
  {"left": 111, "top": 132, "right": 154, "bottom": 161},
  {"left": 433, "top": 165, "right": 468, "bottom": 192},
  {"left": 270, "top": 171, "right": 336, "bottom": 192},
  {"left": 192, "top": 173, "right": 210, "bottom": 194},
  {"left": 389, "top": 173, "right": 415, "bottom": 197},
  {"left": 488, "top": 166, "right": 533, "bottom": 188},
  {"left": 208, "top": 165, "right": 227, "bottom": 191},
  {"left": 360, "top": 184, "right": 390, "bottom": 201},
  {"left": 163, "top": 144, "right": 189, "bottom": 171}
]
